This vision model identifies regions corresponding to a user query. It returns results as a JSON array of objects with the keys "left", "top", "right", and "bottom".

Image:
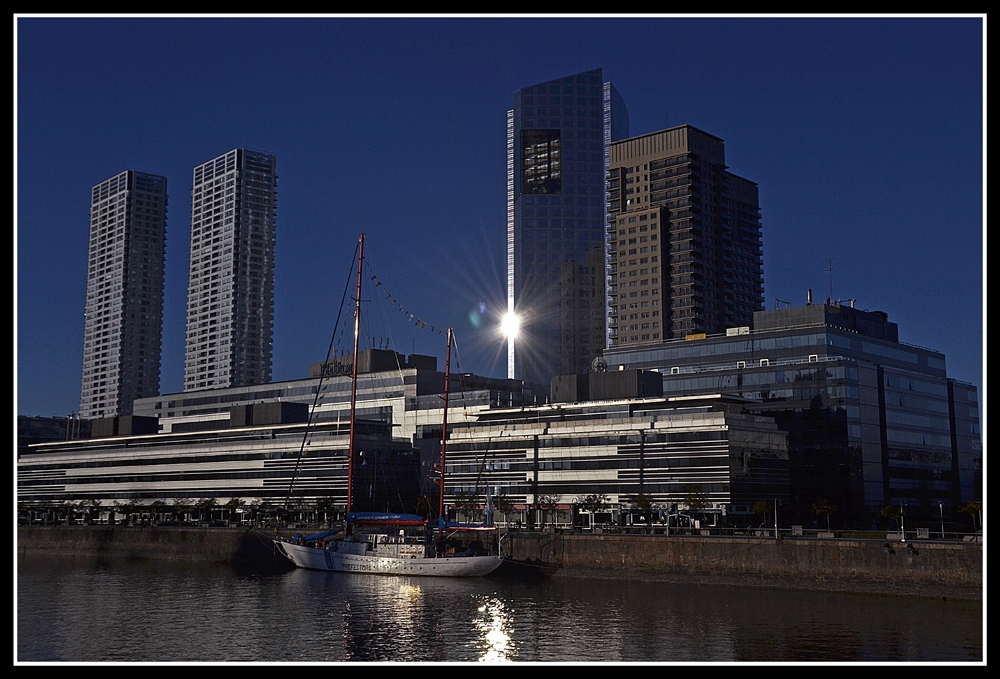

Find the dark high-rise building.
[
  {"left": 507, "top": 69, "right": 629, "bottom": 385},
  {"left": 80, "top": 170, "right": 167, "bottom": 418},
  {"left": 184, "top": 149, "right": 277, "bottom": 391},
  {"left": 607, "top": 125, "right": 763, "bottom": 347}
]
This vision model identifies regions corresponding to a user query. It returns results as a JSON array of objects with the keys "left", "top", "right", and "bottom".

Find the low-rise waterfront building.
[{"left": 19, "top": 352, "right": 788, "bottom": 528}]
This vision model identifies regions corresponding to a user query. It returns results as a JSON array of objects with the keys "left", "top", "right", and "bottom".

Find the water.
[{"left": 17, "top": 556, "right": 983, "bottom": 663}]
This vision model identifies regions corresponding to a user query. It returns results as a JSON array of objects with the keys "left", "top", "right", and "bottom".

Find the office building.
[
  {"left": 607, "top": 125, "right": 763, "bottom": 347},
  {"left": 21, "top": 351, "right": 529, "bottom": 514},
  {"left": 184, "top": 149, "right": 277, "bottom": 391},
  {"left": 603, "top": 301, "right": 982, "bottom": 526},
  {"left": 444, "top": 394, "right": 789, "bottom": 528},
  {"left": 25, "top": 366, "right": 789, "bottom": 530},
  {"left": 79, "top": 170, "right": 167, "bottom": 419},
  {"left": 507, "top": 69, "right": 629, "bottom": 385}
]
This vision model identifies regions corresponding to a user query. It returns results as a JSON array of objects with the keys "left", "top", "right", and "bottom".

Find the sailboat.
[{"left": 273, "top": 233, "right": 502, "bottom": 577}]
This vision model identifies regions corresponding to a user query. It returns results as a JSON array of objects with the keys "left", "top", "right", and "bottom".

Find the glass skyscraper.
[
  {"left": 79, "top": 170, "right": 167, "bottom": 419},
  {"left": 507, "top": 69, "right": 629, "bottom": 387},
  {"left": 184, "top": 149, "right": 277, "bottom": 391}
]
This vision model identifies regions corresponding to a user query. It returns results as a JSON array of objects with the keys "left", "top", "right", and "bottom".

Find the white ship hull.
[{"left": 274, "top": 536, "right": 502, "bottom": 577}]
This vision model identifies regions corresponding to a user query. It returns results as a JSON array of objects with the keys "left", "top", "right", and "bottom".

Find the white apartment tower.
[
  {"left": 79, "top": 170, "right": 167, "bottom": 418},
  {"left": 184, "top": 149, "right": 277, "bottom": 391}
]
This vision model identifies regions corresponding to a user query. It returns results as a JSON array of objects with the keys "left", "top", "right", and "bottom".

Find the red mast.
[
  {"left": 437, "top": 328, "right": 453, "bottom": 543},
  {"left": 346, "top": 233, "right": 365, "bottom": 517}
]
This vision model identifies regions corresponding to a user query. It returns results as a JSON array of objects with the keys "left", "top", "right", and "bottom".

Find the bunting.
[{"left": 369, "top": 272, "right": 444, "bottom": 334}]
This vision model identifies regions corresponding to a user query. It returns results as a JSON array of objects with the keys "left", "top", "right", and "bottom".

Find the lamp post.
[
  {"left": 939, "top": 501, "right": 945, "bottom": 540},
  {"left": 774, "top": 497, "right": 778, "bottom": 539}
]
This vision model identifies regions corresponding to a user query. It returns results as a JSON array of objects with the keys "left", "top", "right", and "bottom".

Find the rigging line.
[
  {"left": 471, "top": 429, "right": 506, "bottom": 499},
  {"left": 450, "top": 336, "right": 499, "bottom": 492},
  {"left": 450, "top": 332, "right": 473, "bottom": 419},
  {"left": 364, "top": 256, "right": 444, "bottom": 335},
  {"left": 356, "top": 255, "right": 412, "bottom": 510},
  {"left": 361, "top": 255, "right": 408, "bottom": 432},
  {"left": 282, "top": 240, "right": 360, "bottom": 514},
  {"left": 455, "top": 328, "right": 502, "bottom": 498}
]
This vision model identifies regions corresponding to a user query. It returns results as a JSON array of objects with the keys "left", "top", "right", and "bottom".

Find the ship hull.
[{"left": 274, "top": 539, "right": 502, "bottom": 577}]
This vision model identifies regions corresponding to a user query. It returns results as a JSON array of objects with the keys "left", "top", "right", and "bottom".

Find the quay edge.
[{"left": 17, "top": 527, "right": 982, "bottom": 600}]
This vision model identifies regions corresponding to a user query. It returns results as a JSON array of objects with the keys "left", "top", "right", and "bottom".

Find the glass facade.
[
  {"left": 507, "top": 69, "right": 629, "bottom": 386},
  {"left": 604, "top": 303, "right": 982, "bottom": 526}
]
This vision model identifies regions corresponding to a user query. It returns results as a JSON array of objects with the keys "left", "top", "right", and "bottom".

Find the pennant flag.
[{"left": 368, "top": 266, "right": 448, "bottom": 338}]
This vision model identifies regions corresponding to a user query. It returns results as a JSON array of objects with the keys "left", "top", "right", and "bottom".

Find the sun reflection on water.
[{"left": 475, "top": 596, "right": 514, "bottom": 662}]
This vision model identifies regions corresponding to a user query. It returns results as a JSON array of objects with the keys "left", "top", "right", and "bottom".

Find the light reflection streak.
[{"left": 475, "top": 596, "right": 514, "bottom": 662}]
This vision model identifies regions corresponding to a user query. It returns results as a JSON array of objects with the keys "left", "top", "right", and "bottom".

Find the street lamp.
[
  {"left": 774, "top": 497, "right": 779, "bottom": 539},
  {"left": 939, "top": 501, "right": 945, "bottom": 540}
]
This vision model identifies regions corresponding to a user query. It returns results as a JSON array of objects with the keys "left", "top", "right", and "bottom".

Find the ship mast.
[
  {"left": 346, "top": 233, "right": 365, "bottom": 521},
  {"left": 437, "top": 327, "right": 453, "bottom": 548}
]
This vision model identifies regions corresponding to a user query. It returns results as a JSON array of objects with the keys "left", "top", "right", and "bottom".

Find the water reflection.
[
  {"left": 475, "top": 597, "right": 513, "bottom": 662},
  {"left": 18, "top": 556, "right": 982, "bottom": 662}
]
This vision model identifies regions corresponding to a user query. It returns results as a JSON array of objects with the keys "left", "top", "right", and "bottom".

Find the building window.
[{"left": 521, "top": 129, "right": 562, "bottom": 194}]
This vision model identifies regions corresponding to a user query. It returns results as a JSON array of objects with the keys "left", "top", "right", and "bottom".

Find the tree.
[
  {"left": 957, "top": 500, "right": 982, "bottom": 530},
  {"left": 577, "top": 493, "right": 608, "bottom": 525},
  {"left": 537, "top": 494, "right": 562, "bottom": 528},
  {"left": 452, "top": 491, "right": 480, "bottom": 523},
  {"left": 315, "top": 496, "right": 336, "bottom": 526},
  {"left": 632, "top": 493, "right": 655, "bottom": 527},
  {"left": 684, "top": 485, "right": 707, "bottom": 511},
  {"left": 880, "top": 505, "right": 901, "bottom": 530},
  {"left": 195, "top": 497, "right": 217, "bottom": 524},
  {"left": 224, "top": 497, "right": 244, "bottom": 525},
  {"left": 113, "top": 499, "right": 137, "bottom": 525},
  {"left": 149, "top": 500, "right": 165, "bottom": 525},
  {"left": 492, "top": 491, "right": 514, "bottom": 526},
  {"left": 811, "top": 498, "right": 837, "bottom": 531},
  {"left": 752, "top": 500, "right": 771, "bottom": 528},
  {"left": 71, "top": 500, "right": 88, "bottom": 525},
  {"left": 84, "top": 498, "right": 103, "bottom": 524},
  {"left": 172, "top": 498, "right": 193, "bottom": 524}
]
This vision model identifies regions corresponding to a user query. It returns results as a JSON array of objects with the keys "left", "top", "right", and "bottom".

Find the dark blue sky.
[{"left": 16, "top": 16, "right": 984, "bottom": 416}]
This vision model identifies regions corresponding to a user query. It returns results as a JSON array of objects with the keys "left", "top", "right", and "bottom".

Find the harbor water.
[{"left": 17, "top": 555, "right": 982, "bottom": 663}]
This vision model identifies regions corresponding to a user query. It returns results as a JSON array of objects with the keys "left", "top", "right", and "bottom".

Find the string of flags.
[{"left": 369, "top": 271, "right": 445, "bottom": 335}]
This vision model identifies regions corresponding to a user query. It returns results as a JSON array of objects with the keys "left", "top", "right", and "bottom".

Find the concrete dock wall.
[
  {"left": 16, "top": 526, "right": 288, "bottom": 573},
  {"left": 18, "top": 526, "right": 982, "bottom": 599},
  {"left": 503, "top": 532, "right": 982, "bottom": 599}
]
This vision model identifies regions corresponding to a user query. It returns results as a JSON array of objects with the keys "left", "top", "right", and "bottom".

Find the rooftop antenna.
[{"left": 823, "top": 258, "right": 837, "bottom": 302}]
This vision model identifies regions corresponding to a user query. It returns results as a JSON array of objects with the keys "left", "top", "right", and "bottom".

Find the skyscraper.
[
  {"left": 507, "top": 68, "right": 629, "bottom": 385},
  {"left": 607, "top": 125, "right": 763, "bottom": 346},
  {"left": 184, "top": 149, "right": 277, "bottom": 391},
  {"left": 79, "top": 170, "right": 167, "bottom": 419}
]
